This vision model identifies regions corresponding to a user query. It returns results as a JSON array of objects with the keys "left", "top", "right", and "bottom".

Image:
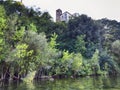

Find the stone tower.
[{"left": 56, "top": 9, "right": 62, "bottom": 22}]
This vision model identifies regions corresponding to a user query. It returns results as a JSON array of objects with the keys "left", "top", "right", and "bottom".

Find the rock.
[
  {"left": 49, "top": 78, "right": 54, "bottom": 81},
  {"left": 40, "top": 76, "right": 54, "bottom": 81}
]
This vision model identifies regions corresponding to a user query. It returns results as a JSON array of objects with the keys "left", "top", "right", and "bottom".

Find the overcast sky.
[{"left": 16, "top": 0, "right": 120, "bottom": 21}]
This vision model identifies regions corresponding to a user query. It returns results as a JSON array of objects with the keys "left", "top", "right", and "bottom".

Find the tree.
[
  {"left": 0, "top": 5, "right": 10, "bottom": 80},
  {"left": 0, "top": 5, "right": 6, "bottom": 61},
  {"left": 90, "top": 49, "right": 100, "bottom": 75},
  {"left": 75, "top": 35, "right": 86, "bottom": 56},
  {"left": 112, "top": 40, "right": 120, "bottom": 65},
  {"left": 58, "top": 15, "right": 100, "bottom": 58},
  {"left": 71, "top": 53, "right": 82, "bottom": 74}
]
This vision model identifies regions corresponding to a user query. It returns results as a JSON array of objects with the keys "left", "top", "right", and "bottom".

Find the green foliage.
[
  {"left": 49, "top": 33, "right": 58, "bottom": 49},
  {"left": 75, "top": 35, "right": 86, "bottom": 55},
  {"left": 0, "top": 5, "right": 6, "bottom": 28},
  {"left": 0, "top": 17, "right": 6, "bottom": 29},
  {"left": 23, "top": 31, "right": 48, "bottom": 67},
  {"left": 80, "top": 62, "right": 92, "bottom": 75},
  {"left": 1, "top": 0, "right": 120, "bottom": 81},
  {"left": 61, "top": 50, "right": 73, "bottom": 63},
  {"left": 91, "top": 49, "right": 99, "bottom": 66},
  {"left": 0, "top": 5, "right": 6, "bottom": 61},
  {"left": 15, "top": 43, "right": 33, "bottom": 58},
  {"left": 112, "top": 40, "right": 120, "bottom": 56},
  {"left": 59, "top": 50, "right": 73, "bottom": 74},
  {"left": 13, "top": 26, "right": 25, "bottom": 41},
  {"left": 72, "top": 53, "right": 82, "bottom": 71},
  {"left": 0, "top": 5, "right": 6, "bottom": 35},
  {"left": 28, "top": 23, "right": 37, "bottom": 32},
  {"left": 112, "top": 40, "right": 120, "bottom": 66},
  {"left": 57, "top": 15, "right": 99, "bottom": 58},
  {"left": 90, "top": 49, "right": 101, "bottom": 74},
  {"left": 12, "top": 43, "right": 33, "bottom": 74}
]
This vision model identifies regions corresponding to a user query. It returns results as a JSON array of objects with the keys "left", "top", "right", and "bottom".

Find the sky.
[{"left": 16, "top": 0, "right": 120, "bottom": 22}]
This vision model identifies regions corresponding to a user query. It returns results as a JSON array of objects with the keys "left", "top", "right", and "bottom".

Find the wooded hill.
[{"left": 0, "top": 0, "right": 120, "bottom": 81}]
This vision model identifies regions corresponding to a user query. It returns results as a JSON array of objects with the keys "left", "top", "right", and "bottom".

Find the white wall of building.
[
  {"left": 56, "top": 9, "right": 79, "bottom": 22},
  {"left": 60, "top": 12, "right": 72, "bottom": 22}
]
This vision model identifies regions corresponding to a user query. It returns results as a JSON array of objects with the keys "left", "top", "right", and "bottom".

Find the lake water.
[{"left": 0, "top": 76, "right": 120, "bottom": 90}]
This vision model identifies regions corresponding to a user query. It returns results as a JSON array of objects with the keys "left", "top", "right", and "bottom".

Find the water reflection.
[{"left": 0, "top": 76, "right": 120, "bottom": 90}]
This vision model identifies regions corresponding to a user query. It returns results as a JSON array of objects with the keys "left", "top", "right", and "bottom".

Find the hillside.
[{"left": 0, "top": 0, "right": 120, "bottom": 81}]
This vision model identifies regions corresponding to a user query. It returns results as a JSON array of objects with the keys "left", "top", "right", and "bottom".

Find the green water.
[{"left": 1, "top": 76, "right": 120, "bottom": 90}]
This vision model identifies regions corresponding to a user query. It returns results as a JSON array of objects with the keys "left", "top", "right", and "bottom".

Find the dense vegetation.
[{"left": 0, "top": 0, "right": 120, "bottom": 81}]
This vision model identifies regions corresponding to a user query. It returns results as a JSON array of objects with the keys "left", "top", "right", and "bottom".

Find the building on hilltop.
[
  {"left": 60, "top": 11, "right": 73, "bottom": 22},
  {"left": 56, "top": 9, "right": 62, "bottom": 22},
  {"left": 56, "top": 9, "right": 79, "bottom": 22}
]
